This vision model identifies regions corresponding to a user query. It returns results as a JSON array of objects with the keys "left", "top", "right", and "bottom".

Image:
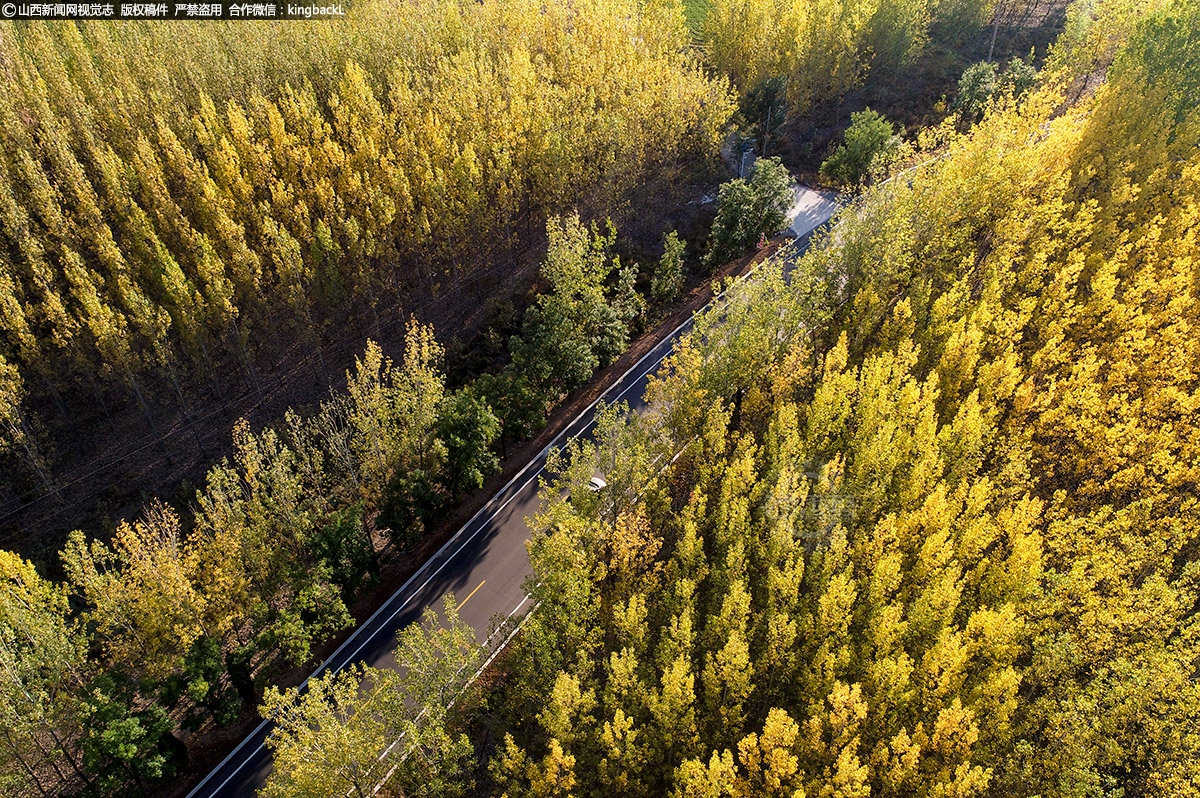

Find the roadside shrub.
[
  {"left": 820, "top": 108, "right": 900, "bottom": 186},
  {"left": 704, "top": 157, "right": 794, "bottom": 269}
]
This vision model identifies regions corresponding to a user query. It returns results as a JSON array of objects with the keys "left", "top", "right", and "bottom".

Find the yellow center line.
[{"left": 458, "top": 580, "right": 486, "bottom": 610}]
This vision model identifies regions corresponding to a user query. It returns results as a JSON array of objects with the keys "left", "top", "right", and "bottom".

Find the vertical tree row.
[{"left": 701, "top": 0, "right": 986, "bottom": 112}]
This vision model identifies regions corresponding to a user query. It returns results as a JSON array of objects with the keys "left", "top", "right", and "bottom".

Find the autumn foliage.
[
  {"left": 490, "top": 2, "right": 1200, "bottom": 795},
  {"left": 0, "top": 0, "right": 733, "bottom": 512}
]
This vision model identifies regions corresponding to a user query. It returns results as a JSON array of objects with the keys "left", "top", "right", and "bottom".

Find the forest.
[
  {"left": 255, "top": 0, "right": 1200, "bottom": 794},
  {"left": 0, "top": 0, "right": 734, "bottom": 550},
  {"left": 2, "top": 0, "right": 1196, "bottom": 794},
  {"left": 0, "top": 0, "right": 1039, "bottom": 552},
  {"left": 485, "top": 2, "right": 1200, "bottom": 794}
]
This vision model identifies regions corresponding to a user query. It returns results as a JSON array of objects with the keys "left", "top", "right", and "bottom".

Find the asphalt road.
[{"left": 187, "top": 188, "right": 840, "bottom": 798}]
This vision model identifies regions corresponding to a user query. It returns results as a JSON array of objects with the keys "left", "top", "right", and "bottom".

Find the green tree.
[
  {"left": 164, "top": 635, "right": 242, "bottom": 729},
  {"left": 310, "top": 503, "right": 378, "bottom": 601},
  {"left": 740, "top": 76, "right": 788, "bottom": 155},
  {"left": 610, "top": 258, "right": 647, "bottom": 341},
  {"left": 261, "top": 596, "right": 481, "bottom": 798},
  {"left": 510, "top": 214, "right": 629, "bottom": 401},
  {"left": 999, "top": 56, "right": 1038, "bottom": 98},
  {"left": 704, "top": 157, "right": 793, "bottom": 269},
  {"left": 260, "top": 664, "right": 394, "bottom": 798},
  {"left": 953, "top": 57, "right": 1037, "bottom": 124},
  {"left": 651, "top": 230, "right": 687, "bottom": 306},
  {"left": 379, "top": 467, "right": 447, "bottom": 550},
  {"left": 386, "top": 597, "right": 482, "bottom": 797},
  {"left": 77, "top": 674, "right": 178, "bottom": 797},
  {"left": 0, "top": 551, "right": 90, "bottom": 796},
  {"left": 954, "top": 61, "right": 998, "bottom": 120},
  {"left": 344, "top": 339, "right": 407, "bottom": 492},
  {"left": 254, "top": 573, "right": 352, "bottom": 668},
  {"left": 819, "top": 108, "right": 900, "bottom": 186},
  {"left": 436, "top": 387, "right": 501, "bottom": 500},
  {"left": 61, "top": 504, "right": 202, "bottom": 681},
  {"left": 475, "top": 370, "right": 548, "bottom": 449}
]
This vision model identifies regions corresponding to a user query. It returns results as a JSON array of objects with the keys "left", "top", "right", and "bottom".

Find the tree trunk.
[
  {"left": 125, "top": 369, "right": 155, "bottom": 434},
  {"left": 2, "top": 726, "right": 50, "bottom": 798}
]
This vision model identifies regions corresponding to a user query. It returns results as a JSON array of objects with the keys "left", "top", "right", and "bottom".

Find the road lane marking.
[{"left": 458, "top": 580, "right": 486, "bottom": 610}]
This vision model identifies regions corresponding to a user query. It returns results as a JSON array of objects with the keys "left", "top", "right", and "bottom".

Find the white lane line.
[
  {"left": 374, "top": 594, "right": 533, "bottom": 768},
  {"left": 187, "top": 435, "right": 564, "bottom": 797},
  {"left": 508, "top": 594, "right": 532, "bottom": 617},
  {"left": 368, "top": 600, "right": 538, "bottom": 796}
]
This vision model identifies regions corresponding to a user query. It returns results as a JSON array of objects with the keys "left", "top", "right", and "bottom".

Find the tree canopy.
[
  {"left": 0, "top": 1, "right": 734, "bottom": 517},
  {"left": 483, "top": 3, "right": 1200, "bottom": 794}
]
